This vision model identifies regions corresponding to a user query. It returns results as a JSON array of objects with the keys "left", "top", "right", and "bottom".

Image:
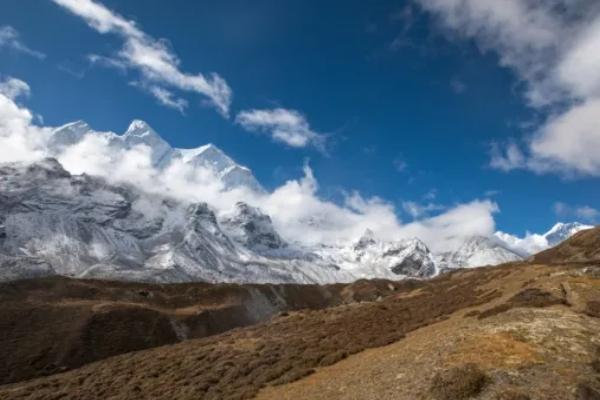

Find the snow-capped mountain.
[
  {"left": 220, "top": 202, "right": 287, "bottom": 252},
  {"left": 312, "top": 229, "right": 437, "bottom": 279},
  {"left": 48, "top": 120, "right": 264, "bottom": 193},
  {"left": 0, "top": 158, "right": 436, "bottom": 283},
  {"left": 0, "top": 119, "right": 592, "bottom": 284},
  {"left": 544, "top": 222, "right": 592, "bottom": 246},
  {"left": 0, "top": 158, "right": 346, "bottom": 283},
  {"left": 436, "top": 236, "right": 523, "bottom": 273},
  {"left": 495, "top": 222, "right": 593, "bottom": 256}
]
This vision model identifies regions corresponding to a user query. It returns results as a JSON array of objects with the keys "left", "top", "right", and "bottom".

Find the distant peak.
[
  {"left": 199, "top": 143, "right": 225, "bottom": 154},
  {"left": 354, "top": 229, "right": 377, "bottom": 249},
  {"left": 124, "top": 119, "right": 156, "bottom": 136},
  {"left": 177, "top": 143, "right": 231, "bottom": 164},
  {"left": 361, "top": 228, "right": 375, "bottom": 240},
  {"left": 54, "top": 120, "right": 90, "bottom": 132},
  {"left": 545, "top": 222, "right": 590, "bottom": 235}
]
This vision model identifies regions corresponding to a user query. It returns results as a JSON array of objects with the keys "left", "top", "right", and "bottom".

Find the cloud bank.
[
  {"left": 414, "top": 0, "right": 600, "bottom": 177},
  {"left": 0, "top": 77, "right": 497, "bottom": 252},
  {"left": 51, "top": 0, "right": 232, "bottom": 116}
]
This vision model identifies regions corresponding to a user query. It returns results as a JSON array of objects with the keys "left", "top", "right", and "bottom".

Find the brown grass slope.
[
  {"left": 533, "top": 225, "right": 600, "bottom": 263},
  {"left": 0, "top": 266, "right": 508, "bottom": 400},
  {"left": 0, "top": 277, "right": 401, "bottom": 385}
]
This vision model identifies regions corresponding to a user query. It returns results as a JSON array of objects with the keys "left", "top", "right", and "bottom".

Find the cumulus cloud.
[
  {"left": 0, "top": 78, "right": 50, "bottom": 163},
  {"left": 0, "top": 26, "right": 46, "bottom": 59},
  {"left": 0, "top": 77, "right": 31, "bottom": 100},
  {"left": 0, "top": 78, "right": 499, "bottom": 252},
  {"left": 236, "top": 108, "right": 326, "bottom": 150},
  {"left": 398, "top": 200, "right": 499, "bottom": 252},
  {"left": 528, "top": 100, "right": 600, "bottom": 175},
  {"left": 414, "top": 0, "right": 600, "bottom": 176},
  {"left": 51, "top": 0, "right": 232, "bottom": 116}
]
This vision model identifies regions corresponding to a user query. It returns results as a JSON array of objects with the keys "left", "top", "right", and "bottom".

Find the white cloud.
[
  {"left": 0, "top": 80, "right": 498, "bottom": 252},
  {"left": 554, "top": 201, "right": 599, "bottom": 223},
  {"left": 414, "top": 0, "right": 600, "bottom": 176},
  {"left": 52, "top": 0, "right": 232, "bottom": 116},
  {"left": 0, "top": 26, "right": 46, "bottom": 59},
  {"left": 489, "top": 141, "right": 525, "bottom": 172},
  {"left": 528, "top": 99, "right": 600, "bottom": 175},
  {"left": 236, "top": 108, "right": 326, "bottom": 150},
  {"left": 130, "top": 81, "right": 188, "bottom": 113},
  {"left": 0, "top": 77, "right": 31, "bottom": 100},
  {"left": 494, "top": 230, "right": 548, "bottom": 256},
  {"left": 402, "top": 200, "right": 445, "bottom": 219},
  {"left": 0, "top": 78, "right": 50, "bottom": 163},
  {"left": 87, "top": 53, "right": 127, "bottom": 73},
  {"left": 399, "top": 200, "right": 499, "bottom": 252}
]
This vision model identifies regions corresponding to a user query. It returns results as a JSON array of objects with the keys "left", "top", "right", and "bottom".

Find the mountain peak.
[
  {"left": 54, "top": 120, "right": 90, "bottom": 131},
  {"left": 48, "top": 121, "right": 94, "bottom": 152},
  {"left": 124, "top": 119, "right": 157, "bottom": 137},
  {"left": 544, "top": 222, "right": 593, "bottom": 247},
  {"left": 546, "top": 222, "right": 587, "bottom": 234},
  {"left": 354, "top": 229, "right": 377, "bottom": 249}
]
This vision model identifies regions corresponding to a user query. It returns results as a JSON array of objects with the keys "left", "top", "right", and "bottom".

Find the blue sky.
[{"left": 0, "top": 0, "right": 598, "bottom": 236}]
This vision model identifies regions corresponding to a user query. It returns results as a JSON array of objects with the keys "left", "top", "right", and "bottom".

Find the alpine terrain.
[{"left": 0, "top": 120, "right": 590, "bottom": 284}]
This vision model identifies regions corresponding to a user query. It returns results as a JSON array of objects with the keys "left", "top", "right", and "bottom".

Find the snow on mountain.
[
  {"left": 47, "top": 120, "right": 91, "bottom": 152},
  {"left": 0, "top": 158, "right": 353, "bottom": 284},
  {"left": 0, "top": 119, "right": 591, "bottom": 284},
  {"left": 494, "top": 222, "right": 593, "bottom": 256},
  {"left": 173, "top": 145, "right": 264, "bottom": 193},
  {"left": 48, "top": 120, "right": 264, "bottom": 192},
  {"left": 436, "top": 235, "right": 523, "bottom": 273},
  {"left": 544, "top": 222, "right": 593, "bottom": 247},
  {"left": 220, "top": 202, "right": 287, "bottom": 252},
  {"left": 122, "top": 120, "right": 173, "bottom": 166},
  {"left": 312, "top": 230, "right": 437, "bottom": 279}
]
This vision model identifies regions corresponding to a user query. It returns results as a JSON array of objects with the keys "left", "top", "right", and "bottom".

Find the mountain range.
[{"left": 0, "top": 119, "right": 593, "bottom": 284}]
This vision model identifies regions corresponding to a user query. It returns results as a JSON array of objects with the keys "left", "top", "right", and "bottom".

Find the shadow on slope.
[{"left": 0, "top": 276, "right": 406, "bottom": 385}]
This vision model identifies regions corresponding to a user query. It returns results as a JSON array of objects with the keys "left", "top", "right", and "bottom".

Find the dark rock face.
[
  {"left": 392, "top": 254, "right": 429, "bottom": 277},
  {"left": 221, "top": 202, "right": 287, "bottom": 251}
]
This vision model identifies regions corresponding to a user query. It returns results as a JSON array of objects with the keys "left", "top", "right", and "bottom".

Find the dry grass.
[
  {"left": 576, "top": 383, "right": 600, "bottom": 400},
  {"left": 585, "top": 301, "right": 600, "bottom": 318},
  {"left": 495, "top": 392, "right": 531, "bottom": 400},
  {"left": 0, "top": 276, "right": 403, "bottom": 385},
  {"left": 429, "top": 363, "right": 488, "bottom": 400},
  {"left": 0, "top": 266, "right": 505, "bottom": 400},
  {"left": 533, "top": 226, "right": 600, "bottom": 264},
  {"left": 478, "top": 288, "right": 567, "bottom": 319}
]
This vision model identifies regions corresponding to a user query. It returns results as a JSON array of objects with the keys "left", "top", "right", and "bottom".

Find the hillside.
[
  {"left": 533, "top": 225, "right": 600, "bottom": 264},
  {"left": 0, "top": 228, "right": 598, "bottom": 399}
]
